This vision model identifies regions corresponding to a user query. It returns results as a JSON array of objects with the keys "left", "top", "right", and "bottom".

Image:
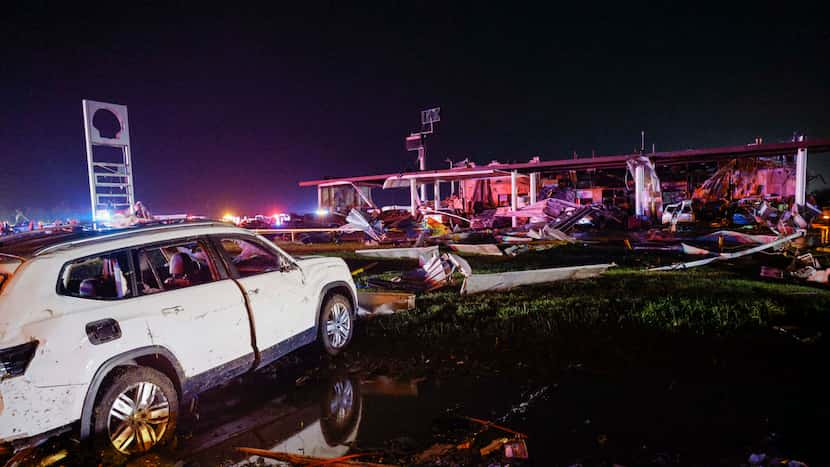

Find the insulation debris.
[{"left": 460, "top": 263, "right": 616, "bottom": 295}]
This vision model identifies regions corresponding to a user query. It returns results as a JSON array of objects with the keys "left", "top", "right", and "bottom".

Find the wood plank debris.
[
  {"left": 449, "top": 243, "right": 503, "bottom": 256},
  {"left": 357, "top": 291, "right": 415, "bottom": 316},
  {"left": 235, "top": 447, "right": 393, "bottom": 466}
]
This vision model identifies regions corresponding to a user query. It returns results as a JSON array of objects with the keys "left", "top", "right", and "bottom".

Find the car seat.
[
  {"left": 165, "top": 252, "right": 197, "bottom": 289},
  {"left": 79, "top": 278, "right": 98, "bottom": 298}
]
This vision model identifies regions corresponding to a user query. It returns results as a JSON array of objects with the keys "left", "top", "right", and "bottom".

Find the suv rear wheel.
[
  {"left": 319, "top": 293, "right": 354, "bottom": 356},
  {"left": 93, "top": 366, "right": 178, "bottom": 458}
]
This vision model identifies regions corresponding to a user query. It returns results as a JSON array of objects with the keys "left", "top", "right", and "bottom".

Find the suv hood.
[{"left": 294, "top": 256, "right": 352, "bottom": 286}]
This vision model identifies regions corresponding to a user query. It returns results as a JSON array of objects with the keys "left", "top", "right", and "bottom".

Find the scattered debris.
[
  {"left": 235, "top": 448, "right": 392, "bottom": 466},
  {"left": 356, "top": 246, "right": 438, "bottom": 259},
  {"left": 357, "top": 291, "right": 416, "bottom": 316},
  {"left": 366, "top": 251, "right": 470, "bottom": 292},
  {"left": 462, "top": 416, "right": 528, "bottom": 439},
  {"left": 479, "top": 437, "right": 510, "bottom": 456},
  {"left": 503, "top": 438, "right": 529, "bottom": 459},
  {"left": 461, "top": 263, "right": 616, "bottom": 295},
  {"left": 412, "top": 444, "right": 455, "bottom": 464},
  {"left": 650, "top": 230, "right": 805, "bottom": 271},
  {"left": 351, "top": 262, "right": 378, "bottom": 276},
  {"left": 527, "top": 225, "right": 575, "bottom": 242},
  {"left": 760, "top": 266, "right": 784, "bottom": 279},
  {"left": 680, "top": 243, "right": 714, "bottom": 256},
  {"left": 340, "top": 208, "right": 384, "bottom": 242},
  {"left": 696, "top": 230, "right": 778, "bottom": 245},
  {"left": 449, "top": 243, "right": 503, "bottom": 256}
]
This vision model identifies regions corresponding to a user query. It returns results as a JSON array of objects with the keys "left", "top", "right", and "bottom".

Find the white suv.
[{"left": 0, "top": 222, "right": 357, "bottom": 458}]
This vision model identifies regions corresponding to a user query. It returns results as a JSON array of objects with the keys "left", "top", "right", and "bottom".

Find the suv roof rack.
[{"left": 32, "top": 220, "right": 234, "bottom": 257}]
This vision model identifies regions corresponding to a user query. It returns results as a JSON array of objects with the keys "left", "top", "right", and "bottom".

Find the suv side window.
[
  {"left": 136, "top": 240, "right": 218, "bottom": 295},
  {"left": 58, "top": 250, "right": 134, "bottom": 300},
  {"left": 217, "top": 237, "right": 284, "bottom": 277}
]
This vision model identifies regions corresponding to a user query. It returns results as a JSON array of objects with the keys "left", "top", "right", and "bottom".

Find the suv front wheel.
[
  {"left": 319, "top": 293, "right": 354, "bottom": 356},
  {"left": 93, "top": 366, "right": 178, "bottom": 458}
]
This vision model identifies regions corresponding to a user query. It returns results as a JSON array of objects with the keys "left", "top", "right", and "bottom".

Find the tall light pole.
[{"left": 406, "top": 107, "right": 440, "bottom": 204}]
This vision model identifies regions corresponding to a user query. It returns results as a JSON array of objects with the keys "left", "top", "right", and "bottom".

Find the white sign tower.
[{"left": 82, "top": 100, "right": 136, "bottom": 222}]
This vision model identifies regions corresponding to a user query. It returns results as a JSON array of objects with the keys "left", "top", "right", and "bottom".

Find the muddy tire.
[
  {"left": 92, "top": 366, "right": 178, "bottom": 461},
  {"left": 319, "top": 293, "right": 354, "bottom": 356}
]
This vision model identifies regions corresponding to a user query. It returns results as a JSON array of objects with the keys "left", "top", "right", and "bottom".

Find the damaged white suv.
[{"left": 0, "top": 222, "right": 357, "bottom": 457}]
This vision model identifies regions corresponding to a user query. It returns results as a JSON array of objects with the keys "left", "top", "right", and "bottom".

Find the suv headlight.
[{"left": 0, "top": 341, "right": 38, "bottom": 380}]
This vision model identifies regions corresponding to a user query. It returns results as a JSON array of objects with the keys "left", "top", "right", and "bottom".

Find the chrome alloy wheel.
[
  {"left": 107, "top": 381, "right": 170, "bottom": 454},
  {"left": 326, "top": 302, "right": 352, "bottom": 349}
]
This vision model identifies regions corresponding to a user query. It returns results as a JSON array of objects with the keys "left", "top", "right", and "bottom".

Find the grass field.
[{"left": 279, "top": 242, "right": 830, "bottom": 360}]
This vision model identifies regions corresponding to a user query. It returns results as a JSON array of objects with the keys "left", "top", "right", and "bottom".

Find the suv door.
[
  {"left": 213, "top": 236, "right": 312, "bottom": 361},
  {"left": 133, "top": 238, "right": 255, "bottom": 380}
]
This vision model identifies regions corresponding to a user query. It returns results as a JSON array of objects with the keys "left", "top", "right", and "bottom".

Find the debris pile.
[{"left": 363, "top": 248, "right": 471, "bottom": 292}]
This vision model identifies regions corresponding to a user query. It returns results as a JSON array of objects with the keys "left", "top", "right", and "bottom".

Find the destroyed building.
[{"left": 300, "top": 138, "right": 830, "bottom": 230}]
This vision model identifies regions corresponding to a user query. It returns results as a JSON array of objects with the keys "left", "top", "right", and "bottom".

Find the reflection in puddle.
[
  {"left": 141, "top": 374, "right": 364, "bottom": 466},
  {"left": 3, "top": 359, "right": 824, "bottom": 466}
]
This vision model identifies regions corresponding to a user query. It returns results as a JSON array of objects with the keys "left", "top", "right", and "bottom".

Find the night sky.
[{"left": 1, "top": 2, "right": 828, "bottom": 219}]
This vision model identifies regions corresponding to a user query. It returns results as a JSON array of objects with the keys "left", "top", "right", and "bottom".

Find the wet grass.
[
  {"left": 356, "top": 269, "right": 830, "bottom": 347},
  {"left": 302, "top": 242, "right": 829, "bottom": 343},
  {"left": 285, "top": 241, "right": 830, "bottom": 373}
]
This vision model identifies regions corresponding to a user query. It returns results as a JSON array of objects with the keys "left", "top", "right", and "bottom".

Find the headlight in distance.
[{"left": 0, "top": 341, "right": 38, "bottom": 380}]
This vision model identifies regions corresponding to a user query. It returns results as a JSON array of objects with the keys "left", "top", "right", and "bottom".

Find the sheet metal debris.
[
  {"left": 356, "top": 246, "right": 439, "bottom": 259},
  {"left": 650, "top": 230, "right": 805, "bottom": 271},
  {"left": 460, "top": 263, "right": 616, "bottom": 295},
  {"left": 340, "top": 208, "right": 384, "bottom": 241},
  {"left": 366, "top": 250, "right": 471, "bottom": 292}
]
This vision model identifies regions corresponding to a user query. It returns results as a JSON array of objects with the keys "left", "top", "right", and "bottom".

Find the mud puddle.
[{"left": 4, "top": 346, "right": 825, "bottom": 466}]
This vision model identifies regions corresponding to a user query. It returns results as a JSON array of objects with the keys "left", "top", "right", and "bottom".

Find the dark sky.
[{"left": 1, "top": 2, "right": 829, "bottom": 218}]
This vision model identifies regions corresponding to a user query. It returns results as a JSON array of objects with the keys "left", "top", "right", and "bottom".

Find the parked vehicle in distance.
[
  {"left": 0, "top": 222, "right": 357, "bottom": 459},
  {"left": 661, "top": 200, "right": 695, "bottom": 225},
  {"left": 239, "top": 217, "right": 275, "bottom": 230}
]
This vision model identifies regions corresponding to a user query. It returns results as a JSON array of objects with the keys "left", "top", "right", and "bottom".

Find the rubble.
[{"left": 366, "top": 250, "right": 471, "bottom": 292}]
